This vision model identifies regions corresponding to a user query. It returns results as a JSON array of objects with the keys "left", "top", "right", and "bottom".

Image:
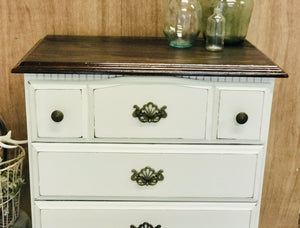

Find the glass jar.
[
  {"left": 206, "top": 7, "right": 226, "bottom": 51},
  {"left": 202, "top": 0, "right": 254, "bottom": 44},
  {"left": 163, "top": 0, "right": 202, "bottom": 48}
]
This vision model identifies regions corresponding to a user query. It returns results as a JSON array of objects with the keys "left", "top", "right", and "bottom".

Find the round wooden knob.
[
  {"left": 51, "top": 110, "right": 64, "bottom": 122},
  {"left": 236, "top": 112, "right": 248, "bottom": 124}
]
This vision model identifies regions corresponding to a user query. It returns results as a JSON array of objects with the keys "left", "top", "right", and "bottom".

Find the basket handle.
[
  {"left": 0, "top": 117, "right": 27, "bottom": 149},
  {"left": 0, "top": 117, "right": 8, "bottom": 161},
  {"left": 0, "top": 117, "right": 8, "bottom": 136}
]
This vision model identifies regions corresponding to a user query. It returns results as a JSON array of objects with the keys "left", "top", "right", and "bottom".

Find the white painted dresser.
[{"left": 13, "top": 36, "right": 287, "bottom": 228}]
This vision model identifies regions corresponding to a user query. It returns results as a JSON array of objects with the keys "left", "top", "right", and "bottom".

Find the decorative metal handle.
[
  {"left": 130, "top": 222, "right": 161, "bottom": 228},
  {"left": 51, "top": 110, "right": 64, "bottom": 122},
  {"left": 236, "top": 112, "right": 248, "bottom": 124},
  {"left": 131, "top": 166, "right": 164, "bottom": 186},
  {"left": 132, "top": 102, "right": 167, "bottom": 123}
]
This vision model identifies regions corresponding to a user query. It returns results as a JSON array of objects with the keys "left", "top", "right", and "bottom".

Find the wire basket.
[{"left": 0, "top": 145, "right": 25, "bottom": 228}]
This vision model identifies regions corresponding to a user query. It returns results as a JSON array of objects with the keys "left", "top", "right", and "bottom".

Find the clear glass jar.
[
  {"left": 202, "top": 0, "right": 254, "bottom": 44},
  {"left": 164, "top": 0, "right": 202, "bottom": 48},
  {"left": 206, "top": 7, "right": 225, "bottom": 51}
]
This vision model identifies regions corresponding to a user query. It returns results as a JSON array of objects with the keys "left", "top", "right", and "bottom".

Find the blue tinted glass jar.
[{"left": 164, "top": 0, "right": 202, "bottom": 48}]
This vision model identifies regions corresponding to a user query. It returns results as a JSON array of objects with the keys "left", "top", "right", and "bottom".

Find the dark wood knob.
[
  {"left": 236, "top": 112, "right": 248, "bottom": 124},
  {"left": 51, "top": 110, "right": 64, "bottom": 122}
]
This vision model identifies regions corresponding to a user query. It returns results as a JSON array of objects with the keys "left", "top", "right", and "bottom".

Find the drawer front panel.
[
  {"left": 34, "top": 89, "right": 84, "bottom": 138},
  {"left": 36, "top": 201, "right": 255, "bottom": 228},
  {"left": 217, "top": 89, "right": 265, "bottom": 140},
  {"left": 94, "top": 83, "right": 210, "bottom": 140},
  {"left": 34, "top": 144, "right": 261, "bottom": 199}
]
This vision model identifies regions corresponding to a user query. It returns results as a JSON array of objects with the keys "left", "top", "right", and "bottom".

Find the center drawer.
[
  {"left": 33, "top": 143, "right": 262, "bottom": 200},
  {"left": 35, "top": 201, "right": 257, "bottom": 228},
  {"left": 93, "top": 79, "right": 210, "bottom": 140}
]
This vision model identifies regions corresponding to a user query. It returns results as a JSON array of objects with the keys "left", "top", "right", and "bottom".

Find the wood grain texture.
[
  {"left": 11, "top": 35, "right": 286, "bottom": 77},
  {"left": 0, "top": 0, "right": 129, "bottom": 218},
  {"left": 247, "top": 0, "right": 300, "bottom": 227},
  {"left": 0, "top": 0, "right": 299, "bottom": 227}
]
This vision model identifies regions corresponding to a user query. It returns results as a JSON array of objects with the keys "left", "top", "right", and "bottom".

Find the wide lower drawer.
[
  {"left": 33, "top": 143, "right": 262, "bottom": 200},
  {"left": 35, "top": 201, "right": 257, "bottom": 228}
]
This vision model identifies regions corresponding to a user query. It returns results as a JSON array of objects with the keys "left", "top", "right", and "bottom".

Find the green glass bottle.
[
  {"left": 202, "top": 0, "right": 254, "bottom": 44},
  {"left": 164, "top": 0, "right": 202, "bottom": 48}
]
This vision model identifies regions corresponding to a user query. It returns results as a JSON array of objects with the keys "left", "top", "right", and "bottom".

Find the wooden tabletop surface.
[{"left": 12, "top": 35, "right": 287, "bottom": 77}]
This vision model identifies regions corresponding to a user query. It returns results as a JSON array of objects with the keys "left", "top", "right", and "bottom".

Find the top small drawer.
[
  {"left": 217, "top": 89, "right": 266, "bottom": 141},
  {"left": 27, "top": 82, "right": 89, "bottom": 140},
  {"left": 93, "top": 79, "right": 210, "bottom": 140}
]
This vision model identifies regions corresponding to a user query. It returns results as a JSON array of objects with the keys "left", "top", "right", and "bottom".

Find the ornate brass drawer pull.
[
  {"left": 131, "top": 166, "right": 164, "bottom": 186},
  {"left": 132, "top": 102, "right": 167, "bottom": 123},
  {"left": 130, "top": 222, "right": 161, "bottom": 228}
]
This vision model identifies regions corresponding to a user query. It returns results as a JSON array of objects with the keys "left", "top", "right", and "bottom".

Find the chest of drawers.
[{"left": 13, "top": 36, "right": 287, "bottom": 228}]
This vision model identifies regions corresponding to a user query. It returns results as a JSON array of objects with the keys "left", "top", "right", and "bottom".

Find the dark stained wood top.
[{"left": 12, "top": 35, "right": 287, "bottom": 77}]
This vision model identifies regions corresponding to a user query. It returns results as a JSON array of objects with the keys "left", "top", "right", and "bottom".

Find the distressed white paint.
[
  {"left": 217, "top": 89, "right": 265, "bottom": 140},
  {"left": 93, "top": 83, "right": 210, "bottom": 139},
  {"left": 35, "top": 201, "right": 257, "bottom": 228},
  {"left": 24, "top": 74, "right": 275, "bottom": 228},
  {"left": 26, "top": 76, "right": 274, "bottom": 143},
  {"left": 33, "top": 143, "right": 262, "bottom": 199}
]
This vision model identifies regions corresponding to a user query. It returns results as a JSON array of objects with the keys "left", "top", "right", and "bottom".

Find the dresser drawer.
[
  {"left": 28, "top": 82, "right": 88, "bottom": 139},
  {"left": 28, "top": 78, "right": 272, "bottom": 143},
  {"left": 33, "top": 143, "right": 262, "bottom": 200},
  {"left": 35, "top": 201, "right": 256, "bottom": 228},
  {"left": 217, "top": 89, "right": 265, "bottom": 140},
  {"left": 35, "top": 89, "right": 84, "bottom": 138},
  {"left": 93, "top": 78, "right": 210, "bottom": 140}
]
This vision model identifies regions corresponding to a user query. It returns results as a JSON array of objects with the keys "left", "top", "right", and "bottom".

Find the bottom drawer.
[{"left": 35, "top": 201, "right": 257, "bottom": 228}]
